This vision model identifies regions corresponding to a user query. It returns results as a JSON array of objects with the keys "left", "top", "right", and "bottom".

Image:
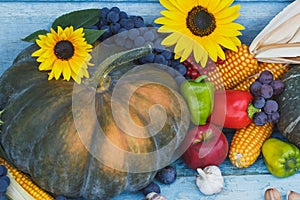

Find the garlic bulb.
[{"left": 196, "top": 165, "right": 224, "bottom": 195}]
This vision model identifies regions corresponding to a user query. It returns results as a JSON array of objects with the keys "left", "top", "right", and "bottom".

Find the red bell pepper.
[{"left": 209, "top": 90, "right": 259, "bottom": 129}]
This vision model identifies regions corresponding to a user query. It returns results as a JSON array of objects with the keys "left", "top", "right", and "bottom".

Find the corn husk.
[
  {"left": 249, "top": 0, "right": 300, "bottom": 64},
  {"left": 6, "top": 171, "right": 35, "bottom": 200}
]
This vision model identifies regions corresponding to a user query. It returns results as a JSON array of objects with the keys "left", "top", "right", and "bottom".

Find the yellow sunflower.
[
  {"left": 155, "top": 0, "right": 245, "bottom": 67},
  {"left": 32, "top": 26, "right": 94, "bottom": 84}
]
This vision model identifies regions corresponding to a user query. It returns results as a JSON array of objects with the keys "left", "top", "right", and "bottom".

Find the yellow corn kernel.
[
  {"left": 234, "top": 62, "right": 290, "bottom": 91},
  {"left": 207, "top": 44, "right": 259, "bottom": 90},
  {"left": 0, "top": 157, "right": 54, "bottom": 200},
  {"left": 229, "top": 123, "right": 274, "bottom": 168}
]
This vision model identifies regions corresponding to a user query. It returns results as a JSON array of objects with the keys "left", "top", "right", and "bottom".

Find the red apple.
[{"left": 181, "top": 123, "right": 229, "bottom": 170}]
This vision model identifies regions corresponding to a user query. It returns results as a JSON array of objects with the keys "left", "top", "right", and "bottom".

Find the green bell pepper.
[
  {"left": 180, "top": 75, "right": 214, "bottom": 125},
  {"left": 262, "top": 138, "right": 300, "bottom": 178}
]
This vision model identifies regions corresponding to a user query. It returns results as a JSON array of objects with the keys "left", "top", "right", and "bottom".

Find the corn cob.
[
  {"left": 207, "top": 44, "right": 259, "bottom": 90},
  {"left": 0, "top": 157, "right": 54, "bottom": 200},
  {"left": 234, "top": 62, "right": 290, "bottom": 91},
  {"left": 229, "top": 122, "right": 274, "bottom": 168},
  {"left": 228, "top": 62, "right": 289, "bottom": 168}
]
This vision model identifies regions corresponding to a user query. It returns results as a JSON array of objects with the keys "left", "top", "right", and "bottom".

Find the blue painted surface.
[{"left": 0, "top": 0, "right": 298, "bottom": 199}]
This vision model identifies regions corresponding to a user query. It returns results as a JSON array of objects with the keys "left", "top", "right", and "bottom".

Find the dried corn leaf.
[{"left": 249, "top": 0, "right": 300, "bottom": 64}]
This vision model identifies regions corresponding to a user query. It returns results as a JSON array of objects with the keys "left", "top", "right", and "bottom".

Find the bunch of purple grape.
[
  {"left": 250, "top": 70, "right": 285, "bottom": 126},
  {"left": 90, "top": 7, "right": 187, "bottom": 82},
  {"left": 90, "top": 7, "right": 146, "bottom": 41},
  {"left": 0, "top": 165, "right": 10, "bottom": 200}
]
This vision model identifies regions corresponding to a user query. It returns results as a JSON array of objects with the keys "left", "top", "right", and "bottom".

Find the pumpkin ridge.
[
  {"left": 1, "top": 81, "right": 74, "bottom": 172},
  {"left": 0, "top": 61, "right": 47, "bottom": 109},
  {"left": 1, "top": 83, "right": 59, "bottom": 169},
  {"left": 30, "top": 105, "right": 87, "bottom": 197}
]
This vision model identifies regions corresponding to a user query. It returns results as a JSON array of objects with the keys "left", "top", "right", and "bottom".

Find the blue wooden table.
[{"left": 1, "top": 0, "right": 299, "bottom": 199}]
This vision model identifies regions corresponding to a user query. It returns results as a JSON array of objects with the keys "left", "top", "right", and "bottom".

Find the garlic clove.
[
  {"left": 143, "top": 192, "right": 167, "bottom": 200},
  {"left": 196, "top": 166, "right": 224, "bottom": 195},
  {"left": 264, "top": 187, "right": 282, "bottom": 200},
  {"left": 286, "top": 190, "right": 300, "bottom": 200}
]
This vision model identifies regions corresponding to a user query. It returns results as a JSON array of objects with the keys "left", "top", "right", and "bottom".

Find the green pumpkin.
[
  {"left": 277, "top": 65, "right": 300, "bottom": 148},
  {"left": 0, "top": 43, "right": 190, "bottom": 199}
]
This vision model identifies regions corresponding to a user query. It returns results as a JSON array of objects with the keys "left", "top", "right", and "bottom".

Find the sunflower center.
[
  {"left": 54, "top": 40, "right": 75, "bottom": 60},
  {"left": 186, "top": 6, "right": 216, "bottom": 37}
]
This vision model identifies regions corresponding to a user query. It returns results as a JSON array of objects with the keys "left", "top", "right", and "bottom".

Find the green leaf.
[
  {"left": 84, "top": 29, "right": 106, "bottom": 44},
  {"left": 21, "top": 29, "right": 48, "bottom": 42},
  {"left": 52, "top": 9, "right": 101, "bottom": 30}
]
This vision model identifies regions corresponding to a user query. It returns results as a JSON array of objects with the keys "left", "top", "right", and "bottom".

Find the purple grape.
[
  {"left": 253, "top": 96, "right": 266, "bottom": 109},
  {"left": 107, "top": 11, "right": 119, "bottom": 23},
  {"left": 264, "top": 100, "right": 278, "bottom": 114},
  {"left": 141, "top": 182, "right": 161, "bottom": 196},
  {"left": 125, "top": 39, "right": 134, "bottom": 49},
  {"left": 253, "top": 112, "right": 268, "bottom": 126},
  {"left": 154, "top": 54, "right": 166, "bottom": 64},
  {"left": 134, "top": 36, "right": 146, "bottom": 47},
  {"left": 128, "top": 29, "right": 140, "bottom": 40},
  {"left": 0, "top": 166, "right": 7, "bottom": 177},
  {"left": 250, "top": 81, "right": 262, "bottom": 96},
  {"left": 0, "top": 176, "right": 10, "bottom": 193},
  {"left": 131, "top": 16, "right": 144, "bottom": 28},
  {"left": 143, "top": 53, "right": 155, "bottom": 63},
  {"left": 143, "top": 31, "right": 155, "bottom": 42},
  {"left": 156, "top": 166, "right": 177, "bottom": 184},
  {"left": 170, "top": 58, "right": 181, "bottom": 68},
  {"left": 267, "top": 111, "right": 280, "bottom": 123},
  {"left": 120, "top": 18, "right": 135, "bottom": 30},
  {"left": 119, "top": 11, "right": 128, "bottom": 19},
  {"left": 101, "top": 7, "right": 109, "bottom": 18},
  {"left": 270, "top": 80, "right": 285, "bottom": 95},
  {"left": 259, "top": 70, "right": 274, "bottom": 84},
  {"left": 175, "top": 64, "right": 187, "bottom": 75},
  {"left": 110, "top": 6, "right": 120, "bottom": 14},
  {"left": 161, "top": 50, "right": 173, "bottom": 60},
  {"left": 110, "top": 23, "right": 121, "bottom": 34},
  {"left": 260, "top": 84, "right": 273, "bottom": 99}
]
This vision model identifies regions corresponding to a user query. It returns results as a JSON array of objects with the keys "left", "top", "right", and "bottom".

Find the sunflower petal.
[
  {"left": 198, "top": 0, "right": 210, "bottom": 8},
  {"left": 159, "top": 0, "right": 178, "bottom": 11},
  {"left": 217, "top": 35, "right": 239, "bottom": 52},
  {"left": 193, "top": 42, "right": 207, "bottom": 64},
  {"left": 214, "top": 0, "right": 234, "bottom": 13},
  {"left": 201, "top": 38, "right": 219, "bottom": 61},
  {"left": 200, "top": 53, "right": 209, "bottom": 67},
  {"left": 38, "top": 57, "right": 55, "bottom": 71},
  {"left": 161, "top": 32, "right": 181, "bottom": 46},
  {"left": 63, "top": 62, "right": 72, "bottom": 81},
  {"left": 52, "top": 60, "right": 63, "bottom": 80},
  {"left": 161, "top": 10, "right": 185, "bottom": 20},
  {"left": 180, "top": 43, "right": 193, "bottom": 62},
  {"left": 174, "top": 36, "right": 190, "bottom": 55},
  {"left": 207, "top": 0, "right": 221, "bottom": 11},
  {"left": 216, "top": 4, "right": 240, "bottom": 20}
]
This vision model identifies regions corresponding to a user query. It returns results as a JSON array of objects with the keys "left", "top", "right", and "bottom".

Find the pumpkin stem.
[{"left": 85, "top": 45, "right": 152, "bottom": 91}]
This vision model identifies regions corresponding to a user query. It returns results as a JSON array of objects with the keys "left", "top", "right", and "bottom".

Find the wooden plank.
[
  {"left": 0, "top": 1, "right": 299, "bottom": 199},
  {"left": 114, "top": 174, "right": 300, "bottom": 200},
  {"left": 1, "top": 0, "right": 293, "bottom": 2},
  {"left": 0, "top": 1, "right": 292, "bottom": 75}
]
